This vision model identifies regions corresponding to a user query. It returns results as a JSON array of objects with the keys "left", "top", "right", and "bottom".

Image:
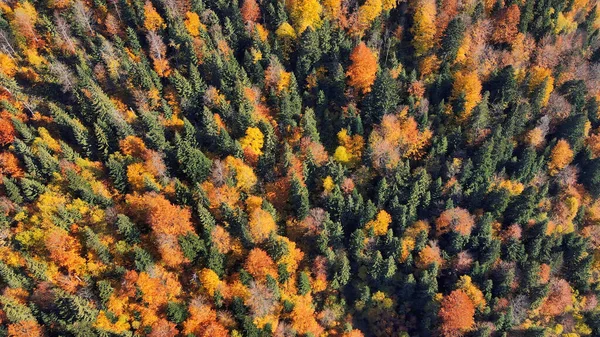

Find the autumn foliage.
[
  {"left": 439, "top": 289, "right": 475, "bottom": 337},
  {"left": 346, "top": 42, "right": 378, "bottom": 94}
]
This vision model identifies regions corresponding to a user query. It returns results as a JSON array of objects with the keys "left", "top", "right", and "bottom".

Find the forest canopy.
[{"left": 1, "top": 0, "right": 600, "bottom": 336}]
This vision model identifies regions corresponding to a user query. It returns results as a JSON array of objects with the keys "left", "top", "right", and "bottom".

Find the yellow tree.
[
  {"left": 548, "top": 139, "right": 573, "bottom": 175},
  {"left": 346, "top": 42, "right": 378, "bottom": 94},
  {"left": 451, "top": 70, "right": 482, "bottom": 122},
  {"left": 144, "top": 1, "right": 165, "bottom": 31},
  {"left": 411, "top": 0, "right": 437, "bottom": 57},
  {"left": 357, "top": 0, "right": 382, "bottom": 29},
  {"left": 289, "top": 0, "right": 322, "bottom": 34}
]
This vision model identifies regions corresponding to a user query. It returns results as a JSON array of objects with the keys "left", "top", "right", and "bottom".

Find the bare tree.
[
  {"left": 72, "top": 0, "right": 94, "bottom": 34},
  {"left": 50, "top": 61, "right": 77, "bottom": 93}
]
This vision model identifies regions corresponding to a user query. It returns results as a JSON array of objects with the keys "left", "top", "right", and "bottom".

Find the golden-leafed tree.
[
  {"left": 548, "top": 139, "right": 573, "bottom": 175},
  {"left": 411, "top": 0, "right": 436, "bottom": 57},
  {"left": 144, "top": 1, "right": 165, "bottom": 31},
  {"left": 248, "top": 208, "right": 276, "bottom": 243},
  {"left": 451, "top": 70, "right": 482, "bottom": 122},
  {"left": 288, "top": 0, "right": 322, "bottom": 34}
]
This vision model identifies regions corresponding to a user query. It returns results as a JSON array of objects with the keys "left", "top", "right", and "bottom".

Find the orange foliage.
[
  {"left": 548, "top": 139, "right": 573, "bottom": 175},
  {"left": 0, "top": 152, "right": 24, "bottom": 178},
  {"left": 248, "top": 208, "right": 277, "bottom": 243},
  {"left": 144, "top": 1, "right": 165, "bottom": 31},
  {"left": 539, "top": 263, "right": 551, "bottom": 284},
  {"left": 491, "top": 4, "right": 520, "bottom": 45},
  {"left": 7, "top": 320, "right": 43, "bottom": 337},
  {"left": 137, "top": 267, "right": 182, "bottom": 309},
  {"left": 120, "top": 135, "right": 148, "bottom": 158},
  {"left": 241, "top": 0, "right": 260, "bottom": 24},
  {"left": 346, "top": 42, "right": 378, "bottom": 94},
  {"left": 45, "top": 227, "right": 86, "bottom": 274},
  {"left": 439, "top": 289, "right": 475, "bottom": 337},
  {"left": 435, "top": 207, "right": 475, "bottom": 236},
  {"left": 0, "top": 118, "right": 15, "bottom": 146},
  {"left": 126, "top": 193, "right": 193, "bottom": 266},
  {"left": 244, "top": 248, "right": 277, "bottom": 281},
  {"left": 290, "top": 294, "right": 324, "bottom": 336},
  {"left": 369, "top": 112, "right": 432, "bottom": 170},
  {"left": 416, "top": 241, "right": 443, "bottom": 268},
  {"left": 183, "top": 299, "right": 228, "bottom": 337},
  {"left": 211, "top": 225, "right": 232, "bottom": 254},
  {"left": 202, "top": 182, "right": 240, "bottom": 209},
  {"left": 539, "top": 279, "right": 573, "bottom": 317}
]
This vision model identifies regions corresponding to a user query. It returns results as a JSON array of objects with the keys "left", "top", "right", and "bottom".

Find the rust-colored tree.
[
  {"left": 439, "top": 289, "right": 475, "bottom": 337},
  {"left": 491, "top": 4, "right": 520, "bottom": 45},
  {"left": 435, "top": 207, "right": 475, "bottom": 236}
]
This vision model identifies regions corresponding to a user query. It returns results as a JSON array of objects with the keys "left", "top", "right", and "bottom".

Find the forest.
[{"left": 1, "top": 0, "right": 600, "bottom": 336}]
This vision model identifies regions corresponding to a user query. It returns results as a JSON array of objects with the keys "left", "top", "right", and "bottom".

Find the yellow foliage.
[
  {"left": 411, "top": 0, "right": 437, "bottom": 57},
  {"left": 382, "top": 0, "right": 397, "bottom": 10},
  {"left": 548, "top": 139, "right": 573, "bottom": 175},
  {"left": 358, "top": 0, "right": 383, "bottom": 28},
  {"left": 323, "top": 176, "right": 334, "bottom": 192},
  {"left": 457, "top": 275, "right": 486, "bottom": 311},
  {"left": 255, "top": 24, "right": 269, "bottom": 42},
  {"left": 248, "top": 208, "right": 277, "bottom": 242},
  {"left": 529, "top": 66, "right": 554, "bottom": 107},
  {"left": 333, "top": 146, "right": 350, "bottom": 163},
  {"left": 240, "top": 127, "right": 264, "bottom": 155},
  {"left": 323, "top": 0, "right": 341, "bottom": 20},
  {"left": 276, "top": 22, "right": 297, "bottom": 39},
  {"left": 95, "top": 311, "right": 131, "bottom": 333},
  {"left": 0, "top": 53, "right": 16, "bottom": 77},
  {"left": 199, "top": 268, "right": 221, "bottom": 296},
  {"left": 36, "top": 127, "right": 61, "bottom": 152},
  {"left": 554, "top": 12, "right": 577, "bottom": 35},
  {"left": 225, "top": 156, "right": 258, "bottom": 192},
  {"left": 127, "top": 162, "right": 159, "bottom": 191},
  {"left": 451, "top": 70, "right": 482, "bottom": 121},
  {"left": 491, "top": 179, "right": 524, "bottom": 196},
  {"left": 289, "top": 0, "right": 322, "bottom": 34},
  {"left": 366, "top": 210, "right": 392, "bottom": 236},
  {"left": 334, "top": 129, "right": 364, "bottom": 165},
  {"left": 184, "top": 11, "right": 204, "bottom": 37},
  {"left": 143, "top": 1, "right": 165, "bottom": 31},
  {"left": 25, "top": 49, "right": 44, "bottom": 67}
]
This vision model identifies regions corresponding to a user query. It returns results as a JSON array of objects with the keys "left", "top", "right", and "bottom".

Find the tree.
[
  {"left": 289, "top": 0, "right": 322, "bottom": 34},
  {"left": 144, "top": 1, "right": 165, "bottom": 31},
  {"left": 241, "top": 0, "right": 261, "bottom": 24},
  {"left": 451, "top": 70, "right": 482, "bottom": 122},
  {"left": 346, "top": 42, "right": 378, "bottom": 94},
  {"left": 249, "top": 208, "right": 276, "bottom": 243},
  {"left": 548, "top": 139, "right": 573, "bottom": 175},
  {"left": 366, "top": 210, "right": 392, "bottom": 236},
  {"left": 0, "top": 118, "right": 16, "bottom": 146},
  {"left": 411, "top": 0, "right": 437, "bottom": 57},
  {"left": 435, "top": 207, "right": 475, "bottom": 236},
  {"left": 491, "top": 4, "right": 521, "bottom": 45},
  {"left": 439, "top": 289, "right": 475, "bottom": 337},
  {"left": 290, "top": 175, "right": 310, "bottom": 219}
]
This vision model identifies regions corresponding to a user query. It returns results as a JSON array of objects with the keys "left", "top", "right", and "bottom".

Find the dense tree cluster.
[{"left": 1, "top": 0, "right": 600, "bottom": 336}]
